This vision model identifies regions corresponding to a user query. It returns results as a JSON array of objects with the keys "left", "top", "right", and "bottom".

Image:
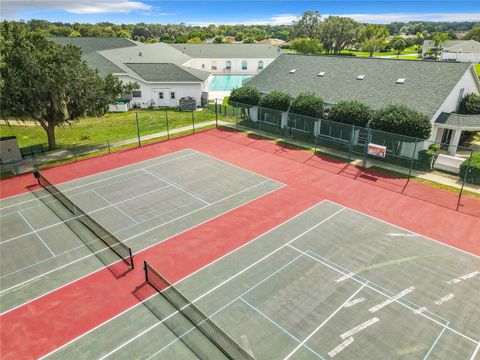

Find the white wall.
[
  {"left": 117, "top": 75, "right": 204, "bottom": 108},
  {"left": 184, "top": 58, "right": 275, "bottom": 74},
  {"left": 441, "top": 52, "right": 480, "bottom": 63},
  {"left": 429, "top": 66, "right": 480, "bottom": 142}
]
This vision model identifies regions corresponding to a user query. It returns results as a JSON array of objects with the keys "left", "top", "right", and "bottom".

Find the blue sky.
[{"left": 3, "top": 1, "right": 480, "bottom": 25}]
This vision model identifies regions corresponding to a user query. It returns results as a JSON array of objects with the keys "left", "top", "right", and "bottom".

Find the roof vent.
[
  {"left": 356, "top": 74, "right": 365, "bottom": 80},
  {"left": 318, "top": 71, "right": 326, "bottom": 77},
  {"left": 396, "top": 78, "right": 406, "bottom": 84},
  {"left": 289, "top": 69, "right": 297, "bottom": 74},
  {"left": 138, "top": 52, "right": 143, "bottom": 57}
]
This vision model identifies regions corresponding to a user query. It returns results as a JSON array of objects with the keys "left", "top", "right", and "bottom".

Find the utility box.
[
  {"left": 0, "top": 136, "right": 22, "bottom": 164},
  {"left": 179, "top": 97, "right": 196, "bottom": 111}
]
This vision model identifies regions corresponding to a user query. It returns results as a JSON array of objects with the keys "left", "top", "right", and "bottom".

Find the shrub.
[
  {"left": 370, "top": 104, "right": 431, "bottom": 140},
  {"left": 289, "top": 92, "right": 324, "bottom": 118},
  {"left": 259, "top": 90, "right": 291, "bottom": 111},
  {"left": 228, "top": 86, "right": 261, "bottom": 107},
  {"left": 328, "top": 100, "right": 372, "bottom": 127},
  {"left": 290, "top": 38, "right": 323, "bottom": 54},
  {"left": 459, "top": 152, "right": 480, "bottom": 185},
  {"left": 417, "top": 143, "right": 440, "bottom": 170},
  {"left": 459, "top": 93, "right": 480, "bottom": 114}
]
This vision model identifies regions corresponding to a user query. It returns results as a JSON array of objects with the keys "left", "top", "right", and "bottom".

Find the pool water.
[{"left": 209, "top": 75, "right": 253, "bottom": 91}]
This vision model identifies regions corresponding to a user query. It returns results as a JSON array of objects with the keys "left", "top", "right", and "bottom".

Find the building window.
[
  {"left": 458, "top": 88, "right": 465, "bottom": 103},
  {"left": 170, "top": 92, "right": 176, "bottom": 99},
  {"left": 258, "top": 60, "right": 264, "bottom": 70},
  {"left": 159, "top": 92, "right": 164, "bottom": 99},
  {"left": 242, "top": 60, "right": 247, "bottom": 70},
  {"left": 202, "top": 64, "right": 205, "bottom": 69},
  {"left": 211, "top": 60, "right": 217, "bottom": 71},
  {"left": 226, "top": 60, "right": 231, "bottom": 70},
  {"left": 132, "top": 90, "right": 142, "bottom": 98}
]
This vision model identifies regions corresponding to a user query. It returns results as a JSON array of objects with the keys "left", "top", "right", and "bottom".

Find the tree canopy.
[
  {"left": 361, "top": 24, "right": 389, "bottom": 57},
  {"left": 291, "top": 11, "right": 322, "bottom": 39},
  {"left": 464, "top": 24, "right": 480, "bottom": 42},
  {"left": 459, "top": 93, "right": 480, "bottom": 114},
  {"left": 290, "top": 38, "right": 323, "bottom": 54},
  {"left": 289, "top": 92, "right": 324, "bottom": 118},
  {"left": 370, "top": 104, "right": 431, "bottom": 140},
  {"left": 328, "top": 101, "right": 372, "bottom": 127},
  {"left": 0, "top": 22, "right": 127, "bottom": 149}
]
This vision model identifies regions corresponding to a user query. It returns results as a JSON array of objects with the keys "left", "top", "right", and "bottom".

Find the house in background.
[
  {"left": 51, "top": 37, "right": 281, "bottom": 108},
  {"left": 422, "top": 39, "right": 480, "bottom": 63},
  {"left": 245, "top": 54, "right": 480, "bottom": 155}
]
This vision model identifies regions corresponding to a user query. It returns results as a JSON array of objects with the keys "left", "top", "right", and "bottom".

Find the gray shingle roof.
[
  {"left": 125, "top": 63, "right": 209, "bottom": 82},
  {"left": 170, "top": 44, "right": 282, "bottom": 58},
  {"left": 423, "top": 40, "right": 480, "bottom": 53},
  {"left": 245, "top": 54, "right": 474, "bottom": 117},
  {"left": 49, "top": 37, "right": 136, "bottom": 54},
  {"left": 436, "top": 112, "right": 480, "bottom": 130},
  {"left": 83, "top": 52, "right": 124, "bottom": 77}
]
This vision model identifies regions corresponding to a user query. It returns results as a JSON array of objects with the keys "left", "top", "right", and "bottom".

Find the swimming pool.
[{"left": 209, "top": 75, "right": 253, "bottom": 91}]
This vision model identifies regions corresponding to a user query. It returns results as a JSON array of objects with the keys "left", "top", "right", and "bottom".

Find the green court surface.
[
  {"left": 0, "top": 149, "right": 282, "bottom": 313},
  {"left": 43, "top": 201, "right": 480, "bottom": 359}
]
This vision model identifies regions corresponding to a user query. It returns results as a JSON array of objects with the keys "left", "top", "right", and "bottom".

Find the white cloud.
[
  {"left": 336, "top": 12, "right": 480, "bottom": 23},
  {"left": 2, "top": 0, "right": 152, "bottom": 15},
  {"left": 187, "top": 14, "right": 297, "bottom": 26}
]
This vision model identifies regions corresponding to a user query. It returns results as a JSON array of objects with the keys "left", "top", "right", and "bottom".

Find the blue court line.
[
  {"left": 303, "top": 249, "right": 449, "bottom": 325},
  {"left": 147, "top": 253, "right": 305, "bottom": 359},
  {"left": 240, "top": 297, "right": 326, "bottom": 360},
  {"left": 424, "top": 322, "right": 449, "bottom": 360}
]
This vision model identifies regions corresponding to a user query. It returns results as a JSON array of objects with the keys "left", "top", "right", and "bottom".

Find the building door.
[
  {"left": 153, "top": 88, "right": 169, "bottom": 107},
  {"left": 441, "top": 128, "right": 453, "bottom": 145}
]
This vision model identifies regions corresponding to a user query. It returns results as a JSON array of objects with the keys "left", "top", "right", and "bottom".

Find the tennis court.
[
  {"left": 39, "top": 200, "right": 480, "bottom": 359},
  {"left": 0, "top": 149, "right": 283, "bottom": 313},
  {"left": 1, "top": 129, "right": 479, "bottom": 360}
]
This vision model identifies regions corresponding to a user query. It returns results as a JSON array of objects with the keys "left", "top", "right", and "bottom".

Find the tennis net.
[
  {"left": 143, "top": 261, "right": 255, "bottom": 360},
  {"left": 34, "top": 168, "right": 134, "bottom": 269}
]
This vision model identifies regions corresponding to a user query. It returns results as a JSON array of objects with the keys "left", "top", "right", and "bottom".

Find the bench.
[
  {"left": 20, "top": 144, "right": 45, "bottom": 158},
  {"left": 433, "top": 154, "right": 465, "bottom": 174}
]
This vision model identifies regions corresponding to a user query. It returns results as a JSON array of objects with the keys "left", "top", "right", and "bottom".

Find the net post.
[
  {"left": 129, "top": 248, "right": 134, "bottom": 269},
  {"left": 135, "top": 111, "right": 141, "bottom": 146},
  {"left": 143, "top": 260, "right": 149, "bottom": 283}
]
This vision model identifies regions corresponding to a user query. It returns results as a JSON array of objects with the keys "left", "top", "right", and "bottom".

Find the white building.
[
  {"left": 245, "top": 54, "right": 480, "bottom": 155},
  {"left": 422, "top": 39, "right": 480, "bottom": 63},
  {"left": 52, "top": 37, "right": 281, "bottom": 108}
]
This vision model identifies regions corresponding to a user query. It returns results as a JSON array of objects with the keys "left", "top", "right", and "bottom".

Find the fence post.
[
  {"left": 73, "top": 146, "right": 78, "bottom": 162},
  {"left": 192, "top": 110, "right": 195, "bottom": 133},
  {"left": 348, "top": 125, "right": 355, "bottom": 162},
  {"left": 235, "top": 107, "right": 239, "bottom": 130},
  {"left": 456, "top": 150, "right": 473, "bottom": 211},
  {"left": 406, "top": 141, "right": 418, "bottom": 185},
  {"left": 135, "top": 111, "right": 141, "bottom": 146},
  {"left": 215, "top": 99, "right": 218, "bottom": 128},
  {"left": 107, "top": 140, "right": 111, "bottom": 154},
  {"left": 362, "top": 128, "right": 371, "bottom": 168},
  {"left": 165, "top": 109, "right": 170, "bottom": 139}
]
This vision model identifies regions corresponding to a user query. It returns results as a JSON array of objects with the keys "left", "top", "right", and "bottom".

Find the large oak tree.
[{"left": 0, "top": 22, "right": 127, "bottom": 150}]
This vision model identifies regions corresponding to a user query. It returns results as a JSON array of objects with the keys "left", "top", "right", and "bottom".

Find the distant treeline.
[{"left": 4, "top": 19, "right": 478, "bottom": 44}]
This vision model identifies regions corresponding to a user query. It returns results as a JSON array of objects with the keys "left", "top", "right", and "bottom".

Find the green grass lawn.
[{"left": 1, "top": 108, "right": 219, "bottom": 149}]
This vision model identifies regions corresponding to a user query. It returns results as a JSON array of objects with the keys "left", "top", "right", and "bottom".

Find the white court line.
[
  {"left": 446, "top": 271, "right": 479, "bottom": 285},
  {"left": 290, "top": 246, "right": 480, "bottom": 345},
  {"left": 369, "top": 286, "right": 415, "bottom": 313},
  {"left": 284, "top": 283, "right": 368, "bottom": 360},
  {"left": 343, "top": 297, "right": 365, "bottom": 308},
  {"left": 99, "top": 254, "right": 306, "bottom": 360},
  {"left": 143, "top": 169, "right": 210, "bottom": 205},
  {"left": 91, "top": 190, "right": 139, "bottom": 225},
  {"left": 0, "top": 178, "right": 283, "bottom": 314},
  {"left": 16, "top": 211, "right": 55, "bottom": 257},
  {"left": 434, "top": 294, "right": 455, "bottom": 306},
  {"left": 328, "top": 337, "right": 354, "bottom": 358},
  {"left": 240, "top": 298, "right": 326, "bottom": 360},
  {"left": 41, "top": 201, "right": 337, "bottom": 359},
  {"left": 471, "top": 343, "right": 480, "bottom": 360},
  {"left": 324, "top": 200, "right": 480, "bottom": 260},
  {"left": 340, "top": 317, "right": 380, "bottom": 340},
  {"left": 0, "top": 150, "right": 196, "bottom": 212},
  {"left": 1, "top": 184, "right": 171, "bottom": 245}
]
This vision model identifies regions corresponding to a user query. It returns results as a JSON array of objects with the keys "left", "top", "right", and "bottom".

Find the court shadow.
[
  {"left": 29, "top": 185, "right": 131, "bottom": 278},
  {"left": 132, "top": 283, "right": 224, "bottom": 359}
]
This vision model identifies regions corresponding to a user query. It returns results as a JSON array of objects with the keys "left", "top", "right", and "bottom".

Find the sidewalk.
[
  {"left": 1, "top": 120, "right": 216, "bottom": 175},
  {"left": 219, "top": 122, "right": 480, "bottom": 195}
]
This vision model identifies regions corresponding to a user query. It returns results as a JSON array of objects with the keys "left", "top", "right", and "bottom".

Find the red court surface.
[{"left": 1, "top": 128, "right": 479, "bottom": 359}]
